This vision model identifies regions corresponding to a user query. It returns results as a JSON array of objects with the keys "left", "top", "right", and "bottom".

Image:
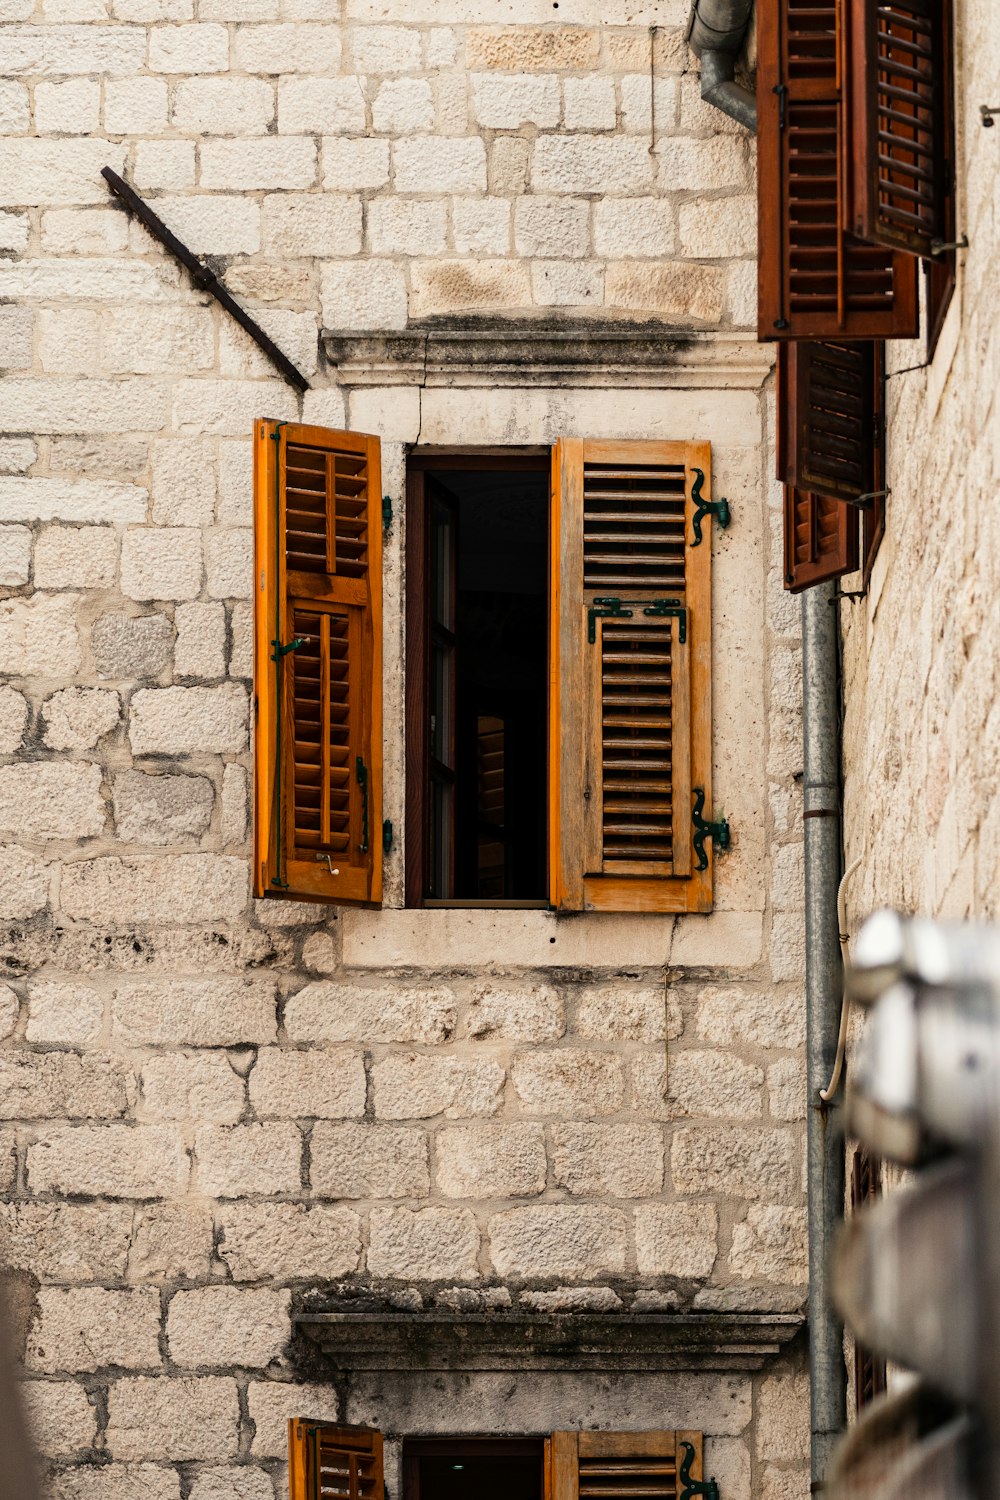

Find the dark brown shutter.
[
  {"left": 846, "top": 0, "right": 950, "bottom": 258},
  {"left": 757, "top": 0, "right": 919, "bottom": 340},
  {"left": 777, "top": 341, "right": 880, "bottom": 505},
  {"left": 254, "top": 421, "right": 382, "bottom": 906},
  {"left": 288, "top": 1419, "right": 383, "bottom": 1500},
  {"left": 783, "top": 486, "right": 859, "bottom": 592}
]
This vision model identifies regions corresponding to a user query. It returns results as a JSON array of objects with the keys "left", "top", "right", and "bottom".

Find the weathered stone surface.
[
  {"left": 634, "top": 1203, "right": 718, "bottom": 1278},
  {"left": 218, "top": 1202, "right": 361, "bottom": 1281},
  {"left": 42, "top": 688, "right": 120, "bottom": 751},
  {"left": 550, "top": 1123, "right": 664, "bottom": 1197},
  {"left": 697, "top": 987, "right": 806, "bottom": 1050},
  {"left": 113, "top": 978, "right": 275, "bottom": 1045},
  {"left": 767, "top": 1057, "right": 805, "bottom": 1121},
  {"left": 730, "top": 1206, "right": 808, "bottom": 1283},
  {"left": 174, "top": 601, "right": 226, "bottom": 679},
  {"left": 756, "top": 1375, "right": 810, "bottom": 1464},
  {"left": 284, "top": 981, "right": 456, "bottom": 1044},
  {"left": 194, "top": 1123, "right": 301, "bottom": 1197},
  {"left": 488, "top": 1205, "right": 628, "bottom": 1279},
  {"left": 129, "top": 685, "right": 248, "bottom": 755},
  {"left": 60, "top": 855, "right": 248, "bottom": 924},
  {"left": 659, "top": 1049, "right": 765, "bottom": 1120},
  {"left": 0, "top": 762, "right": 104, "bottom": 842},
  {"left": 510, "top": 1051, "right": 624, "bottom": 1117},
  {"left": 187, "top": 1469, "right": 274, "bottom": 1500},
  {"left": 27, "top": 1125, "right": 188, "bottom": 1198},
  {"left": 26, "top": 1288, "right": 160, "bottom": 1373},
  {"left": 21, "top": 1379, "right": 96, "bottom": 1456},
  {"left": 249, "top": 1048, "right": 366, "bottom": 1119},
  {"left": 113, "top": 772, "right": 214, "bottom": 845},
  {"left": 0, "top": 1201, "right": 132, "bottom": 1282},
  {"left": 436, "top": 1123, "right": 546, "bottom": 1199},
  {"left": 167, "top": 1287, "right": 291, "bottom": 1368},
  {"left": 34, "top": 526, "right": 118, "bottom": 591},
  {"left": 758, "top": 1465, "right": 810, "bottom": 1500},
  {"left": 25, "top": 980, "right": 103, "bottom": 1045},
  {"left": 574, "top": 984, "right": 680, "bottom": 1042},
  {"left": 466, "top": 26, "right": 599, "bottom": 71},
  {"left": 127, "top": 1203, "right": 214, "bottom": 1284},
  {"left": 91, "top": 612, "right": 173, "bottom": 680},
  {"left": 0, "top": 981, "right": 17, "bottom": 1039},
  {"left": 0, "top": 523, "right": 31, "bottom": 585},
  {"left": 0, "top": 686, "right": 27, "bottom": 753},
  {"left": 47, "top": 1464, "right": 182, "bottom": 1500},
  {"left": 310, "top": 1122, "right": 430, "bottom": 1200},
  {"left": 466, "top": 982, "right": 564, "bottom": 1042},
  {"left": 105, "top": 1377, "right": 240, "bottom": 1462},
  {"left": 247, "top": 1380, "right": 339, "bottom": 1458},
  {"left": 671, "top": 1127, "right": 799, "bottom": 1202},
  {"left": 0, "top": 593, "right": 81, "bottom": 677},
  {"left": 140, "top": 1052, "right": 245, "bottom": 1124},
  {"left": 0, "top": 845, "right": 50, "bottom": 918},
  {"left": 0, "top": 1052, "right": 132, "bottom": 1120},
  {"left": 372, "top": 1054, "right": 504, "bottom": 1120},
  {"left": 368, "top": 1206, "right": 480, "bottom": 1281}
]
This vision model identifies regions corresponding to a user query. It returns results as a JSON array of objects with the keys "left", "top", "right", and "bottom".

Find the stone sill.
[{"left": 296, "top": 1311, "right": 805, "bottom": 1373}]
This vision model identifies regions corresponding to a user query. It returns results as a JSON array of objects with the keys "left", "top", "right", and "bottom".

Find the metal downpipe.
[
  {"left": 685, "top": 0, "right": 757, "bottom": 131},
  {"left": 802, "top": 582, "right": 847, "bottom": 1486}
]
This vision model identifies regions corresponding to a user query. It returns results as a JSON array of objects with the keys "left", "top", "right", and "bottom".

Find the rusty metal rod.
[{"left": 101, "top": 166, "right": 310, "bottom": 394}]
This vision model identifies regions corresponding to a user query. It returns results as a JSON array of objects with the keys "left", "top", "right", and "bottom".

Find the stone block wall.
[{"left": 0, "top": 2, "right": 807, "bottom": 1496}]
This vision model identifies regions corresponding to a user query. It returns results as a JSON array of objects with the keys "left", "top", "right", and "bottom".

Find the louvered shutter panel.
[
  {"left": 551, "top": 441, "right": 712, "bottom": 915},
  {"left": 756, "top": 0, "right": 918, "bottom": 339},
  {"left": 777, "top": 341, "right": 879, "bottom": 504},
  {"left": 846, "top": 0, "right": 950, "bottom": 257},
  {"left": 548, "top": 1431, "right": 706, "bottom": 1500},
  {"left": 254, "top": 420, "right": 382, "bottom": 906},
  {"left": 783, "top": 486, "right": 859, "bottom": 592},
  {"left": 288, "top": 1419, "right": 383, "bottom": 1500}
]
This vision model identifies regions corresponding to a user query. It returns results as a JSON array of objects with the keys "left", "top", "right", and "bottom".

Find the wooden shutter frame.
[
  {"left": 550, "top": 439, "right": 713, "bottom": 915},
  {"left": 288, "top": 1418, "right": 384, "bottom": 1500},
  {"left": 547, "top": 1430, "right": 705, "bottom": 1500},
  {"left": 253, "top": 419, "right": 382, "bottom": 906}
]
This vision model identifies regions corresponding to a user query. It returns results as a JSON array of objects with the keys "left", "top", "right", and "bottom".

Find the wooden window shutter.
[
  {"left": 846, "top": 0, "right": 951, "bottom": 259},
  {"left": 783, "top": 487, "right": 859, "bottom": 592},
  {"left": 288, "top": 1418, "right": 383, "bottom": 1500},
  {"left": 547, "top": 1431, "right": 708, "bottom": 1500},
  {"left": 756, "top": 0, "right": 918, "bottom": 340},
  {"left": 254, "top": 420, "right": 382, "bottom": 906},
  {"left": 550, "top": 441, "right": 713, "bottom": 915}
]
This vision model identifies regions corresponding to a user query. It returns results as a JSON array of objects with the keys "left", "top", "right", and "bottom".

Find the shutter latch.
[
  {"left": 588, "top": 597, "right": 632, "bottom": 644},
  {"left": 643, "top": 599, "right": 686, "bottom": 643},
  {"left": 692, "top": 788, "right": 731, "bottom": 872},
  {"left": 690, "top": 467, "right": 731, "bottom": 548},
  {"left": 679, "top": 1440, "right": 720, "bottom": 1500},
  {"left": 271, "top": 636, "right": 304, "bottom": 662},
  {"left": 357, "top": 757, "right": 369, "bottom": 855}
]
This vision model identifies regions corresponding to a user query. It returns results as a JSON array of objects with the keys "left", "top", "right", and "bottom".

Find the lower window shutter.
[
  {"left": 548, "top": 1430, "right": 708, "bottom": 1500},
  {"left": 756, "top": 0, "right": 918, "bottom": 340},
  {"left": 551, "top": 440, "right": 713, "bottom": 915},
  {"left": 288, "top": 1419, "right": 383, "bottom": 1500},
  {"left": 783, "top": 485, "right": 860, "bottom": 592},
  {"left": 777, "top": 341, "right": 879, "bottom": 505},
  {"left": 254, "top": 420, "right": 382, "bottom": 906}
]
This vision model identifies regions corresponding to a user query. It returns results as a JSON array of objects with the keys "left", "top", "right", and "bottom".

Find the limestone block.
[
  {"left": 217, "top": 440, "right": 252, "bottom": 526},
  {"left": 755, "top": 1375, "right": 810, "bottom": 1464},
  {"left": 350, "top": 23, "right": 420, "bottom": 71},
  {"left": 634, "top": 1202, "right": 718, "bottom": 1277},
  {"left": 488, "top": 1204, "right": 628, "bottom": 1279},
  {"left": 1, "top": 20, "right": 144, "bottom": 71},
  {"left": 48, "top": 1467, "right": 182, "bottom": 1500},
  {"left": 249, "top": 1048, "right": 366, "bottom": 1120},
  {"left": 0, "top": 762, "right": 104, "bottom": 842},
  {"left": 0, "top": 983, "right": 17, "bottom": 1039},
  {"left": 451, "top": 198, "right": 511, "bottom": 255},
  {"left": 696, "top": 986, "right": 805, "bottom": 1050},
  {"left": 0, "top": 593, "right": 81, "bottom": 677},
  {"left": 0, "top": 1050, "right": 132, "bottom": 1120},
  {"left": 42, "top": 688, "right": 120, "bottom": 751},
  {"left": 730, "top": 1205, "right": 807, "bottom": 1282},
  {"left": 0, "top": 1201, "right": 124, "bottom": 1281},
  {"left": 510, "top": 1050, "right": 624, "bottom": 1117},
  {"left": 621, "top": 73, "right": 659, "bottom": 133},
  {"left": 218, "top": 1201, "right": 361, "bottom": 1281},
  {"left": 233, "top": 23, "right": 342, "bottom": 73},
  {"left": 770, "top": 913, "right": 805, "bottom": 983},
  {"left": 393, "top": 138, "right": 487, "bottom": 195},
  {"left": 219, "top": 309, "right": 318, "bottom": 381},
  {"left": 220, "top": 764, "right": 248, "bottom": 846},
  {"left": 466, "top": 27, "right": 599, "bottom": 71},
  {"left": 533, "top": 137, "right": 654, "bottom": 195},
  {"left": 113, "top": 977, "right": 275, "bottom": 1046},
  {"left": 26, "top": 1125, "right": 188, "bottom": 1198},
  {"left": 135, "top": 140, "right": 195, "bottom": 190},
  {"left": 593, "top": 197, "right": 675, "bottom": 258},
  {"left": 372, "top": 1053, "right": 504, "bottom": 1120},
  {"left": 0, "top": 687, "right": 27, "bottom": 753},
  {"left": 657, "top": 1049, "right": 765, "bottom": 1120},
  {"left": 0, "top": 845, "right": 50, "bottom": 918},
  {"left": 92, "top": 613, "right": 173, "bottom": 679},
  {"left": 0, "top": 255, "right": 176, "bottom": 303},
  {"left": 278, "top": 76, "right": 365, "bottom": 134},
  {"left": 34, "top": 78, "right": 100, "bottom": 134},
  {"left": 105, "top": 76, "right": 168, "bottom": 134},
  {"left": 605, "top": 260, "right": 723, "bottom": 323},
  {"left": 534, "top": 260, "right": 604, "bottom": 305},
  {"left": 372, "top": 77, "right": 433, "bottom": 134},
  {"left": 671, "top": 1126, "right": 798, "bottom": 1201},
  {"left": 105, "top": 1377, "right": 239, "bottom": 1462},
  {"left": 563, "top": 76, "right": 616, "bottom": 130},
  {"left": 121, "top": 528, "right": 202, "bottom": 602},
  {"left": 24, "top": 981, "right": 102, "bottom": 1046},
  {"left": 0, "top": 437, "right": 35, "bottom": 472},
  {"left": 148, "top": 23, "right": 229, "bottom": 73},
  {"left": 513, "top": 197, "right": 589, "bottom": 258},
  {"left": 758, "top": 1465, "right": 809, "bottom": 1500},
  {"left": 322, "top": 138, "right": 389, "bottom": 192},
  {"left": 0, "top": 305, "right": 32, "bottom": 369},
  {"left": 200, "top": 139, "right": 317, "bottom": 191},
  {"left": 310, "top": 1122, "right": 430, "bottom": 1199},
  {"left": 671, "top": 912, "right": 764, "bottom": 967},
  {"left": 247, "top": 1380, "right": 339, "bottom": 1458},
  {"left": 37, "top": 307, "right": 99, "bottom": 376},
  {"left": 520, "top": 1287, "right": 623, "bottom": 1312},
  {"left": 550, "top": 1123, "right": 664, "bottom": 1197},
  {"left": 466, "top": 981, "right": 563, "bottom": 1042},
  {"left": 140, "top": 1052, "right": 245, "bottom": 1124},
  {"left": 174, "top": 602, "right": 226, "bottom": 679},
  {"left": 129, "top": 684, "right": 248, "bottom": 754},
  {"left": 320, "top": 261, "right": 407, "bottom": 332},
  {"left": 471, "top": 73, "right": 560, "bottom": 128},
  {"left": 149, "top": 440, "right": 216, "bottom": 528},
  {"left": 0, "top": 1127, "right": 14, "bottom": 1191},
  {"left": 26, "top": 1287, "right": 161, "bottom": 1373},
  {"left": 0, "top": 475, "right": 146, "bottom": 524},
  {"left": 173, "top": 76, "right": 273, "bottom": 135},
  {"left": 574, "top": 983, "right": 679, "bottom": 1042},
  {"left": 0, "top": 79, "right": 29, "bottom": 132},
  {"left": 0, "top": 525, "right": 30, "bottom": 586},
  {"left": 658, "top": 135, "right": 751, "bottom": 192},
  {"left": 409, "top": 259, "right": 531, "bottom": 318},
  {"left": 21, "top": 1379, "right": 96, "bottom": 1456},
  {"left": 368, "top": 199, "right": 447, "bottom": 257},
  {"left": 187, "top": 1470, "right": 274, "bottom": 1500},
  {"left": 112, "top": 771, "right": 214, "bottom": 845},
  {"left": 679, "top": 194, "right": 756, "bottom": 258},
  {"left": 437, "top": 1123, "right": 546, "bottom": 1199},
  {"left": 489, "top": 137, "right": 529, "bottom": 194},
  {"left": 703, "top": 1439, "right": 751, "bottom": 1500},
  {"left": 767, "top": 1057, "right": 805, "bottom": 1122},
  {"left": 40, "top": 208, "right": 127, "bottom": 256},
  {"left": 60, "top": 854, "right": 248, "bottom": 923},
  {"left": 228, "top": 603, "right": 252, "bottom": 680},
  {"left": 127, "top": 1202, "right": 214, "bottom": 1283},
  {"left": 368, "top": 1206, "right": 480, "bottom": 1280},
  {"left": 261, "top": 193, "right": 362, "bottom": 257},
  {"left": 167, "top": 1287, "right": 290, "bottom": 1368},
  {"left": 35, "top": 527, "right": 118, "bottom": 591},
  {"left": 194, "top": 1123, "right": 301, "bottom": 1197}
]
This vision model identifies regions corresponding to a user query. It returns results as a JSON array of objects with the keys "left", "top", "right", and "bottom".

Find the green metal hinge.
[
  {"left": 692, "top": 787, "right": 730, "bottom": 872},
  {"left": 690, "top": 467, "right": 731, "bottom": 548},
  {"left": 643, "top": 598, "right": 686, "bottom": 643},
  {"left": 382, "top": 494, "right": 392, "bottom": 533},
  {"left": 271, "top": 636, "right": 304, "bottom": 663},
  {"left": 588, "top": 596, "right": 633, "bottom": 644},
  {"left": 383, "top": 819, "right": 393, "bottom": 854},
  {"left": 679, "top": 1440, "right": 720, "bottom": 1500}
]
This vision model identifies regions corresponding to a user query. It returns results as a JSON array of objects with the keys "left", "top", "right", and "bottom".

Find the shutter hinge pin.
[
  {"left": 929, "top": 234, "right": 968, "bottom": 255},
  {"left": 690, "top": 467, "right": 731, "bottom": 547},
  {"left": 383, "top": 819, "right": 393, "bottom": 854},
  {"left": 692, "top": 788, "right": 731, "bottom": 873},
  {"left": 772, "top": 81, "right": 787, "bottom": 129},
  {"left": 679, "top": 1439, "right": 720, "bottom": 1500},
  {"left": 271, "top": 636, "right": 304, "bottom": 662},
  {"left": 382, "top": 494, "right": 392, "bottom": 533},
  {"left": 980, "top": 105, "right": 1000, "bottom": 126}
]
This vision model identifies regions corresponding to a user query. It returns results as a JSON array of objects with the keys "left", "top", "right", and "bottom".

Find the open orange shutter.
[
  {"left": 547, "top": 1431, "right": 709, "bottom": 1500},
  {"left": 254, "top": 420, "right": 382, "bottom": 906},
  {"left": 756, "top": 0, "right": 918, "bottom": 340},
  {"left": 551, "top": 441, "right": 713, "bottom": 915},
  {"left": 846, "top": 0, "right": 951, "bottom": 258},
  {"left": 288, "top": 1418, "right": 383, "bottom": 1500}
]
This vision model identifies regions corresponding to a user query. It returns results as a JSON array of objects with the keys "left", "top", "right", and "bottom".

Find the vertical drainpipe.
[{"left": 801, "top": 581, "right": 847, "bottom": 1487}]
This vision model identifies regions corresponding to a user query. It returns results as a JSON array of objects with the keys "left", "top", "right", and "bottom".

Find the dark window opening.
[
  {"left": 403, "top": 1438, "right": 545, "bottom": 1500},
  {"left": 406, "top": 456, "right": 549, "bottom": 908}
]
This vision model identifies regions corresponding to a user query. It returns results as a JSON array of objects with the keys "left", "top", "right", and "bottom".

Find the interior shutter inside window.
[
  {"left": 847, "top": 0, "right": 950, "bottom": 258},
  {"left": 551, "top": 441, "right": 713, "bottom": 915},
  {"left": 756, "top": 0, "right": 918, "bottom": 339},
  {"left": 548, "top": 1431, "right": 708, "bottom": 1500},
  {"left": 254, "top": 420, "right": 382, "bottom": 906},
  {"left": 288, "top": 1418, "right": 383, "bottom": 1500}
]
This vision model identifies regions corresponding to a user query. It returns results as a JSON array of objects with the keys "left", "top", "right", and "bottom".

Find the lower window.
[{"left": 404, "top": 1438, "right": 544, "bottom": 1500}]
